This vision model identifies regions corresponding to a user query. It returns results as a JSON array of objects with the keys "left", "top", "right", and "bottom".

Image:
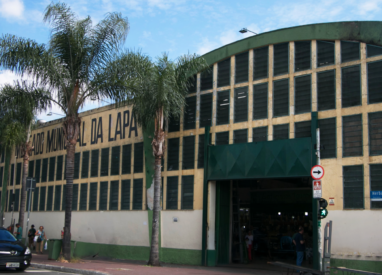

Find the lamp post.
[
  {"left": 90, "top": 96, "right": 111, "bottom": 104},
  {"left": 239, "top": 28, "right": 257, "bottom": 35},
  {"left": 47, "top": 112, "right": 65, "bottom": 117}
]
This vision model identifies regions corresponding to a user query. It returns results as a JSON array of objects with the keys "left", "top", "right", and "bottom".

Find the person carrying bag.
[{"left": 35, "top": 226, "right": 47, "bottom": 254}]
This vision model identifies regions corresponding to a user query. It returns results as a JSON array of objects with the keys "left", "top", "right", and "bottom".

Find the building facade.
[{"left": 1, "top": 21, "right": 382, "bottom": 271}]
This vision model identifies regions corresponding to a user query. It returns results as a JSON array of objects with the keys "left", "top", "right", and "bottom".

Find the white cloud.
[
  {"left": 196, "top": 37, "right": 219, "bottom": 55},
  {"left": 0, "top": 0, "right": 24, "bottom": 20}
]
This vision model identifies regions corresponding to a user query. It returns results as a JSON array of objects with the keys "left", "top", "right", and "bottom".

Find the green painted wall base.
[
  {"left": 206, "top": 250, "right": 216, "bottom": 266},
  {"left": 72, "top": 241, "right": 201, "bottom": 266},
  {"left": 330, "top": 258, "right": 382, "bottom": 274}
]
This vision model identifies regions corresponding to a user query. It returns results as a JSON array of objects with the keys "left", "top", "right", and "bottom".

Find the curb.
[{"left": 31, "top": 263, "right": 109, "bottom": 275}]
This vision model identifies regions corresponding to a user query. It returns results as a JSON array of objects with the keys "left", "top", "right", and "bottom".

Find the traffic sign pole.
[{"left": 316, "top": 128, "right": 322, "bottom": 271}]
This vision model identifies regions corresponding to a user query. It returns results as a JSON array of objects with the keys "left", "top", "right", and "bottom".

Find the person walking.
[
  {"left": 35, "top": 226, "right": 47, "bottom": 254},
  {"left": 293, "top": 226, "right": 305, "bottom": 273},
  {"left": 14, "top": 224, "right": 22, "bottom": 241},
  {"left": 245, "top": 230, "right": 254, "bottom": 262},
  {"left": 28, "top": 225, "right": 36, "bottom": 250}
]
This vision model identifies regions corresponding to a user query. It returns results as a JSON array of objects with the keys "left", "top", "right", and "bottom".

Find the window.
[
  {"left": 367, "top": 44, "right": 382, "bottom": 58},
  {"left": 90, "top": 149, "right": 99, "bottom": 177},
  {"left": 99, "top": 181, "right": 108, "bottom": 210},
  {"left": 234, "top": 129, "right": 247, "bottom": 144},
  {"left": 342, "top": 65, "right": 361, "bottom": 108},
  {"left": 235, "top": 51, "right": 248, "bottom": 84},
  {"left": 218, "top": 58, "right": 230, "bottom": 87},
  {"left": 253, "top": 46, "right": 268, "bottom": 80},
  {"left": 100, "top": 148, "right": 109, "bottom": 177},
  {"left": 16, "top": 163, "right": 21, "bottom": 185},
  {"left": 167, "top": 138, "right": 179, "bottom": 171},
  {"left": 72, "top": 184, "right": 79, "bottom": 211},
  {"left": 39, "top": 186, "right": 46, "bottom": 211},
  {"left": 121, "top": 180, "right": 131, "bottom": 210},
  {"left": 184, "top": 96, "right": 196, "bottom": 130},
  {"left": 0, "top": 167, "right": 3, "bottom": 187},
  {"left": 273, "top": 79, "right": 289, "bottom": 117},
  {"left": 111, "top": 146, "right": 120, "bottom": 175},
  {"left": 187, "top": 75, "right": 196, "bottom": 94},
  {"left": 89, "top": 182, "right": 98, "bottom": 210},
  {"left": 273, "top": 124, "right": 289, "bottom": 140},
  {"left": 46, "top": 186, "right": 53, "bottom": 211},
  {"left": 122, "top": 144, "right": 131, "bottom": 174},
  {"left": 168, "top": 114, "right": 180, "bottom": 132},
  {"left": 274, "top": 42, "right": 289, "bottom": 76},
  {"left": 14, "top": 189, "right": 19, "bottom": 211},
  {"left": 295, "top": 41, "right": 311, "bottom": 71},
  {"left": 252, "top": 127, "right": 268, "bottom": 142},
  {"left": 33, "top": 187, "right": 39, "bottom": 211},
  {"left": 81, "top": 151, "right": 89, "bottom": 178},
  {"left": 253, "top": 83, "right": 268, "bottom": 120},
  {"left": 370, "top": 164, "right": 382, "bottom": 209},
  {"left": 341, "top": 41, "right": 360, "bottom": 62},
  {"left": 317, "top": 40, "right": 335, "bottom": 67},
  {"left": 54, "top": 185, "right": 61, "bottom": 211},
  {"left": 367, "top": 61, "right": 382, "bottom": 104},
  {"left": 133, "top": 179, "right": 143, "bottom": 210},
  {"left": 134, "top": 142, "right": 144, "bottom": 173},
  {"left": 200, "top": 93, "right": 212, "bottom": 128},
  {"left": 319, "top": 117, "right": 336, "bottom": 159},
  {"left": 295, "top": 121, "right": 311, "bottom": 138},
  {"left": 201, "top": 66, "right": 213, "bottom": 91},
  {"left": 10, "top": 164, "right": 14, "bottom": 186},
  {"left": 62, "top": 185, "right": 66, "bottom": 209},
  {"left": 216, "top": 90, "right": 230, "bottom": 125},
  {"left": 74, "top": 152, "right": 80, "bottom": 179},
  {"left": 56, "top": 156, "right": 63, "bottom": 181},
  {"left": 35, "top": 159, "right": 41, "bottom": 183},
  {"left": 342, "top": 115, "right": 362, "bottom": 157},
  {"left": 197, "top": 134, "right": 211, "bottom": 169},
  {"left": 369, "top": 112, "right": 382, "bottom": 156},
  {"left": 64, "top": 156, "right": 67, "bottom": 180},
  {"left": 79, "top": 183, "right": 88, "bottom": 210},
  {"left": 109, "top": 180, "right": 119, "bottom": 210},
  {"left": 181, "top": 176, "right": 194, "bottom": 209},
  {"left": 182, "top": 136, "right": 195, "bottom": 170},
  {"left": 216, "top": 131, "right": 229, "bottom": 145},
  {"left": 343, "top": 165, "right": 364, "bottom": 209},
  {"left": 234, "top": 86, "right": 248, "bottom": 123},
  {"left": 166, "top": 176, "right": 178, "bottom": 210},
  {"left": 317, "top": 70, "right": 336, "bottom": 111},
  {"left": 295, "top": 75, "right": 311, "bottom": 114},
  {"left": 48, "top": 157, "right": 55, "bottom": 182}
]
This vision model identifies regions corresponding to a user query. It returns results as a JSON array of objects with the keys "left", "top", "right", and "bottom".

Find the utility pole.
[{"left": 316, "top": 128, "right": 322, "bottom": 271}]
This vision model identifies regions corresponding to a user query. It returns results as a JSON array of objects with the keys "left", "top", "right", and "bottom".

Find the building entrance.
[{"left": 216, "top": 177, "right": 313, "bottom": 269}]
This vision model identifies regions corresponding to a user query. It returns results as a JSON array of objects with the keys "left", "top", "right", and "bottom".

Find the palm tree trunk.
[
  {"left": 1, "top": 147, "right": 11, "bottom": 224},
  {"left": 148, "top": 155, "right": 161, "bottom": 266},
  {"left": 18, "top": 149, "right": 29, "bottom": 229}
]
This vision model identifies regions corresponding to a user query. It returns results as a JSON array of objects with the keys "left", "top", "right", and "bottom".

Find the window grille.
[
  {"left": 48, "top": 157, "right": 55, "bottom": 182},
  {"left": 342, "top": 65, "right": 361, "bottom": 108},
  {"left": 122, "top": 144, "right": 131, "bottom": 174},
  {"left": 295, "top": 75, "right": 311, "bottom": 114},
  {"left": 253, "top": 83, "right": 268, "bottom": 120},
  {"left": 317, "top": 70, "right": 336, "bottom": 111},
  {"left": 182, "top": 176, "right": 194, "bottom": 210},
  {"left": 343, "top": 115, "right": 363, "bottom": 157},
  {"left": 81, "top": 151, "right": 89, "bottom": 178},
  {"left": 168, "top": 114, "right": 180, "bottom": 132},
  {"left": 201, "top": 66, "right": 213, "bottom": 91},
  {"left": 89, "top": 182, "right": 98, "bottom": 210},
  {"left": 295, "top": 121, "right": 311, "bottom": 138},
  {"left": 29, "top": 160, "right": 35, "bottom": 178},
  {"left": 319, "top": 117, "right": 336, "bottom": 159},
  {"left": 234, "top": 86, "right": 248, "bottom": 123},
  {"left": 79, "top": 183, "right": 87, "bottom": 210},
  {"left": 218, "top": 58, "right": 230, "bottom": 87},
  {"left": 369, "top": 112, "right": 382, "bottom": 156},
  {"left": 35, "top": 159, "right": 40, "bottom": 183},
  {"left": 33, "top": 187, "right": 39, "bottom": 211},
  {"left": 0, "top": 167, "right": 3, "bottom": 187},
  {"left": 39, "top": 186, "right": 46, "bottom": 211},
  {"left": 100, "top": 148, "right": 109, "bottom": 176},
  {"left": 111, "top": 146, "right": 120, "bottom": 175},
  {"left": 16, "top": 163, "right": 21, "bottom": 185},
  {"left": 200, "top": 93, "right": 212, "bottom": 127},
  {"left": 184, "top": 96, "right": 196, "bottom": 130},
  {"left": 187, "top": 75, "right": 196, "bottom": 94},
  {"left": 121, "top": 180, "right": 131, "bottom": 210},
  {"left": 343, "top": 165, "right": 364, "bottom": 209},
  {"left": 46, "top": 186, "right": 53, "bottom": 211},
  {"left": 167, "top": 138, "right": 179, "bottom": 171},
  {"left": 274, "top": 43, "right": 289, "bottom": 76},
  {"left": 99, "top": 181, "right": 108, "bottom": 210},
  {"left": 273, "top": 124, "right": 289, "bottom": 140},
  {"left": 72, "top": 184, "right": 78, "bottom": 211},
  {"left": 10, "top": 164, "right": 14, "bottom": 186},
  {"left": 109, "top": 180, "right": 119, "bottom": 210},
  {"left": 90, "top": 149, "right": 99, "bottom": 177},
  {"left": 234, "top": 129, "right": 248, "bottom": 144},
  {"left": 166, "top": 176, "right": 178, "bottom": 210},
  {"left": 253, "top": 127, "right": 268, "bottom": 142},
  {"left": 253, "top": 46, "right": 268, "bottom": 80},
  {"left": 367, "top": 44, "right": 382, "bottom": 58},
  {"left": 54, "top": 185, "right": 61, "bottom": 211},
  {"left": 182, "top": 136, "right": 195, "bottom": 170},
  {"left": 216, "top": 90, "right": 230, "bottom": 125},
  {"left": 367, "top": 61, "right": 382, "bottom": 104},
  {"left": 235, "top": 51, "right": 249, "bottom": 84},
  {"left": 370, "top": 164, "right": 382, "bottom": 209},
  {"left": 197, "top": 134, "right": 211, "bottom": 168},
  {"left": 133, "top": 179, "right": 143, "bottom": 210},
  {"left": 273, "top": 79, "right": 289, "bottom": 117},
  {"left": 341, "top": 41, "right": 360, "bottom": 62},
  {"left": 317, "top": 40, "right": 335, "bottom": 67},
  {"left": 295, "top": 41, "right": 311, "bottom": 71},
  {"left": 56, "top": 156, "right": 63, "bottom": 181},
  {"left": 133, "top": 142, "right": 143, "bottom": 173},
  {"left": 14, "top": 189, "right": 19, "bottom": 211},
  {"left": 216, "top": 131, "right": 229, "bottom": 145},
  {"left": 74, "top": 152, "right": 80, "bottom": 179}
]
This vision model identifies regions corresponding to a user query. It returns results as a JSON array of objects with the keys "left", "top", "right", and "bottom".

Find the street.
[{"left": 0, "top": 267, "right": 78, "bottom": 275}]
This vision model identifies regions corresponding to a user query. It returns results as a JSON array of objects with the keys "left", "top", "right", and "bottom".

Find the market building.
[{"left": 1, "top": 21, "right": 382, "bottom": 271}]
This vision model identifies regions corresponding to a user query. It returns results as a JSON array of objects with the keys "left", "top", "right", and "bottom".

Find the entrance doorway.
[{"left": 216, "top": 177, "right": 313, "bottom": 269}]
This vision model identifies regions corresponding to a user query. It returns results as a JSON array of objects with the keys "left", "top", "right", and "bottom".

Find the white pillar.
[{"left": 207, "top": 181, "right": 216, "bottom": 250}]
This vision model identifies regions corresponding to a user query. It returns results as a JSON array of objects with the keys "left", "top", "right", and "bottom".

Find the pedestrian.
[
  {"left": 28, "top": 225, "right": 36, "bottom": 250},
  {"left": 245, "top": 229, "right": 253, "bottom": 262},
  {"left": 35, "top": 226, "right": 47, "bottom": 254},
  {"left": 14, "top": 223, "right": 22, "bottom": 241},
  {"left": 293, "top": 226, "right": 305, "bottom": 273}
]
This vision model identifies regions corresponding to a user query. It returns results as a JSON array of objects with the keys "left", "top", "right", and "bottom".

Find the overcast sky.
[{"left": 1, "top": 0, "right": 382, "bottom": 121}]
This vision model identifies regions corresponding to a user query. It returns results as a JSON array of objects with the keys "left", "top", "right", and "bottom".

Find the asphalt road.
[{"left": 0, "top": 267, "right": 78, "bottom": 274}]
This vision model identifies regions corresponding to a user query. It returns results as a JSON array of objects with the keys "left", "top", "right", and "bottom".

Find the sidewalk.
[{"left": 31, "top": 253, "right": 288, "bottom": 275}]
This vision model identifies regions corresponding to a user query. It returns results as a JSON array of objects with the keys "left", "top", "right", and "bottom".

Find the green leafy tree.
[
  {"left": 120, "top": 52, "right": 209, "bottom": 266},
  {"left": 0, "top": 2, "right": 129, "bottom": 259},
  {"left": 0, "top": 81, "right": 50, "bottom": 235}
]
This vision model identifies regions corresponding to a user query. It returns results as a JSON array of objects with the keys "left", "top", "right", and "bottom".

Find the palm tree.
[
  {"left": 0, "top": 2, "right": 130, "bottom": 259},
  {"left": 0, "top": 81, "right": 50, "bottom": 236},
  {"left": 122, "top": 52, "right": 209, "bottom": 266}
]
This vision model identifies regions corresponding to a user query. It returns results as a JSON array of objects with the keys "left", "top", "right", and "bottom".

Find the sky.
[{"left": 1, "top": 0, "right": 382, "bottom": 121}]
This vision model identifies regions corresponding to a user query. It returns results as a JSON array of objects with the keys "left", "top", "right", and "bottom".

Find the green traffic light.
[{"left": 320, "top": 209, "right": 328, "bottom": 218}]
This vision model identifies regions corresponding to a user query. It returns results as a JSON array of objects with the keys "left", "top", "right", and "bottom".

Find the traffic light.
[{"left": 318, "top": 198, "right": 328, "bottom": 220}]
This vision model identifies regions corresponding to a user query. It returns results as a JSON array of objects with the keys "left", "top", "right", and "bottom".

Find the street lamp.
[
  {"left": 239, "top": 28, "right": 257, "bottom": 35},
  {"left": 90, "top": 96, "right": 111, "bottom": 104},
  {"left": 47, "top": 112, "right": 65, "bottom": 117}
]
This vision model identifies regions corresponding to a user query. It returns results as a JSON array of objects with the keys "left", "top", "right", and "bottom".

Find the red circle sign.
[{"left": 311, "top": 165, "right": 324, "bottom": 180}]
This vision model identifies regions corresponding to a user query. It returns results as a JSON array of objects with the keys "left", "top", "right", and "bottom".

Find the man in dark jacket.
[
  {"left": 293, "top": 226, "right": 305, "bottom": 272},
  {"left": 28, "top": 225, "right": 36, "bottom": 250}
]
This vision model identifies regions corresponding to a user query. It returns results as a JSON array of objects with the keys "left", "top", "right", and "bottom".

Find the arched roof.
[{"left": 202, "top": 21, "right": 382, "bottom": 65}]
